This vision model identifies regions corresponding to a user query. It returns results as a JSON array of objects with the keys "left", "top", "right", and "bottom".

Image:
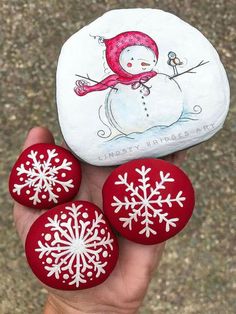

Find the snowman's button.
[
  {"left": 25, "top": 200, "right": 119, "bottom": 290},
  {"left": 9, "top": 143, "right": 82, "bottom": 209},
  {"left": 103, "top": 158, "right": 195, "bottom": 245}
]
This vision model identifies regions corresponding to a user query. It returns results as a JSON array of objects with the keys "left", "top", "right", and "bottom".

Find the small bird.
[{"left": 167, "top": 51, "right": 183, "bottom": 75}]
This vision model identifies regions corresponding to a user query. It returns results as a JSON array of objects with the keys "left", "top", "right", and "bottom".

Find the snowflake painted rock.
[
  {"left": 103, "top": 158, "right": 195, "bottom": 244},
  {"left": 9, "top": 143, "right": 81, "bottom": 209},
  {"left": 25, "top": 201, "right": 119, "bottom": 290}
]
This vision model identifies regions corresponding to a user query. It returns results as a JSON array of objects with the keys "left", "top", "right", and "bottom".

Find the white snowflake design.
[
  {"left": 111, "top": 166, "right": 186, "bottom": 237},
  {"left": 35, "top": 203, "right": 114, "bottom": 287},
  {"left": 13, "top": 148, "right": 74, "bottom": 205}
]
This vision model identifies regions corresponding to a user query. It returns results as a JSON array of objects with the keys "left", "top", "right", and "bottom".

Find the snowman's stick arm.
[
  {"left": 170, "top": 60, "right": 210, "bottom": 80},
  {"left": 75, "top": 74, "right": 118, "bottom": 91}
]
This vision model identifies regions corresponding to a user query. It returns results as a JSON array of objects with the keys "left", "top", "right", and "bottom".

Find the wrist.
[
  {"left": 44, "top": 294, "right": 138, "bottom": 314},
  {"left": 44, "top": 295, "right": 83, "bottom": 314}
]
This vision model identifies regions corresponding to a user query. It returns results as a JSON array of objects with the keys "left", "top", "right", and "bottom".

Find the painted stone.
[
  {"left": 57, "top": 9, "right": 230, "bottom": 166},
  {"left": 103, "top": 159, "right": 195, "bottom": 244},
  {"left": 25, "top": 201, "right": 119, "bottom": 290},
  {"left": 9, "top": 143, "right": 81, "bottom": 209}
]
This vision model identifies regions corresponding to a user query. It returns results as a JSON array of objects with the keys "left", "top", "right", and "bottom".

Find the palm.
[
  {"left": 13, "top": 127, "right": 185, "bottom": 313},
  {"left": 47, "top": 162, "right": 164, "bottom": 311}
]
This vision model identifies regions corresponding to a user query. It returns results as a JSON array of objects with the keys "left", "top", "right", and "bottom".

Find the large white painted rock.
[{"left": 56, "top": 8, "right": 230, "bottom": 166}]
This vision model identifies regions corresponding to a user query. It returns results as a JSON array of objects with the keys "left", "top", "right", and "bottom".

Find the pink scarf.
[{"left": 74, "top": 31, "right": 159, "bottom": 96}]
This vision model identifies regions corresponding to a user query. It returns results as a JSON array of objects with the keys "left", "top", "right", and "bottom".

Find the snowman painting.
[{"left": 74, "top": 31, "right": 208, "bottom": 139}]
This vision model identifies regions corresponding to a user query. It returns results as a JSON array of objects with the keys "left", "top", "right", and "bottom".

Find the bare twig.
[{"left": 170, "top": 60, "right": 210, "bottom": 80}]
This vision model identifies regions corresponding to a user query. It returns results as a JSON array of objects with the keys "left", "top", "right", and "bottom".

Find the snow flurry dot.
[
  {"left": 25, "top": 201, "right": 119, "bottom": 290},
  {"left": 103, "top": 158, "right": 195, "bottom": 244},
  {"left": 9, "top": 143, "right": 81, "bottom": 209}
]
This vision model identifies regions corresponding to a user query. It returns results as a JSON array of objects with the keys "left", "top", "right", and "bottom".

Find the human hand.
[{"left": 13, "top": 127, "right": 187, "bottom": 314}]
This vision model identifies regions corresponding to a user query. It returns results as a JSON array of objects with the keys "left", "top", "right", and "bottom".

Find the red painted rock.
[
  {"left": 25, "top": 201, "right": 119, "bottom": 290},
  {"left": 9, "top": 143, "right": 81, "bottom": 209},
  {"left": 103, "top": 158, "right": 195, "bottom": 244}
]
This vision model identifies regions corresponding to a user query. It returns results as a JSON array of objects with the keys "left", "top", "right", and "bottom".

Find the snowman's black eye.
[
  {"left": 153, "top": 60, "right": 156, "bottom": 63},
  {"left": 131, "top": 57, "right": 134, "bottom": 60}
]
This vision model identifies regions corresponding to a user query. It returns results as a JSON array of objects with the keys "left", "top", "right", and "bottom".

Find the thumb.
[
  {"left": 13, "top": 127, "right": 55, "bottom": 244},
  {"left": 22, "top": 126, "right": 55, "bottom": 150}
]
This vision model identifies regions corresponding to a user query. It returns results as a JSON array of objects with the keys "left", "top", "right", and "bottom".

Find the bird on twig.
[{"left": 167, "top": 51, "right": 183, "bottom": 75}]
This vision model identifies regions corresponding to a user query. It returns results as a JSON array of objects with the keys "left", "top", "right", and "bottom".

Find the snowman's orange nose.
[{"left": 141, "top": 62, "right": 150, "bottom": 66}]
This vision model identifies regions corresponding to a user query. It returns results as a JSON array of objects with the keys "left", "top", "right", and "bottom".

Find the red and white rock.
[
  {"left": 25, "top": 200, "right": 119, "bottom": 290},
  {"left": 9, "top": 143, "right": 81, "bottom": 209},
  {"left": 103, "top": 158, "right": 195, "bottom": 244}
]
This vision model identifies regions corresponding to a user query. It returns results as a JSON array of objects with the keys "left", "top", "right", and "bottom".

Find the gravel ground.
[{"left": 0, "top": 1, "right": 235, "bottom": 313}]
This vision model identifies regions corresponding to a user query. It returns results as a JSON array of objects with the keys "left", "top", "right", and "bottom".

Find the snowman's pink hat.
[
  {"left": 74, "top": 31, "right": 158, "bottom": 96},
  {"left": 104, "top": 31, "right": 159, "bottom": 77}
]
